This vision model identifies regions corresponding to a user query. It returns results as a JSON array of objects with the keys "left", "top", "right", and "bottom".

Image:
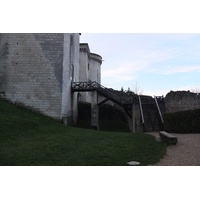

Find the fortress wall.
[
  {"left": 0, "top": 33, "right": 80, "bottom": 121},
  {"left": 0, "top": 33, "right": 63, "bottom": 119},
  {"left": 165, "top": 91, "right": 200, "bottom": 113},
  {"left": 0, "top": 36, "right": 8, "bottom": 93}
]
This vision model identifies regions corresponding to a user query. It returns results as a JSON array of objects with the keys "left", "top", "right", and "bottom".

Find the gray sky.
[{"left": 81, "top": 33, "right": 200, "bottom": 97}]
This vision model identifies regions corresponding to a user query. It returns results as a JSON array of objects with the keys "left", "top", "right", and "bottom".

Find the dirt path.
[{"left": 146, "top": 132, "right": 200, "bottom": 166}]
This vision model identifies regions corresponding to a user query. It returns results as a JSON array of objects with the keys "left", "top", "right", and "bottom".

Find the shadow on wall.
[{"left": 76, "top": 102, "right": 130, "bottom": 132}]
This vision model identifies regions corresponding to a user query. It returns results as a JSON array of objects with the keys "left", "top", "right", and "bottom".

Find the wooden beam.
[{"left": 97, "top": 98, "right": 109, "bottom": 106}]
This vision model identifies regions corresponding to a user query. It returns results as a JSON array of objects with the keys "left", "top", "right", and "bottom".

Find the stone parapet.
[{"left": 90, "top": 53, "right": 102, "bottom": 64}]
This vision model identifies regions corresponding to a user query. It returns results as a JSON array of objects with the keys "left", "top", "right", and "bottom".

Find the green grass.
[
  {"left": 77, "top": 119, "right": 130, "bottom": 132},
  {"left": 0, "top": 99, "right": 166, "bottom": 166}
]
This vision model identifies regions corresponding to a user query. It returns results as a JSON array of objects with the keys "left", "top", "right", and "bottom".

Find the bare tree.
[{"left": 133, "top": 81, "right": 143, "bottom": 95}]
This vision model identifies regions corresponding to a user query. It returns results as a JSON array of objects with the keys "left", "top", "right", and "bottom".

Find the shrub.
[{"left": 163, "top": 109, "right": 200, "bottom": 133}]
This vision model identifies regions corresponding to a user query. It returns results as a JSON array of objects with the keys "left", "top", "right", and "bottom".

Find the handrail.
[
  {"left": 138, "top": 95, "right": 145, "bottom": 124},
  {"left": 72, "top": 81, "right": 135, "bottom": 105},
  {"left": 154, "top": 96, "right": 164, "bottom": 123}
]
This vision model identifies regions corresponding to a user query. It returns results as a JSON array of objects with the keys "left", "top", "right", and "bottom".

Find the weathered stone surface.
[
  {"left": 0, "top": 33, "right": 79, "bottom": 123},
  {"left": 165, "top": 90, "right": 200, "bottom": 113}
]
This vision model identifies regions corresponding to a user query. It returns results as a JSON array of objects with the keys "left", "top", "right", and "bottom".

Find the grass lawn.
[{"left": 0, "top": 99, "right": 166, "bottom": 166}]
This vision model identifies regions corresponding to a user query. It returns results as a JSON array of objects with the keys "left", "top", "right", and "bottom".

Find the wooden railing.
[
  {"left": 138, "top": 95, "right": 145, "bottom": 124},
  {"left": 72, "top": 81, "right": 137, "bottom": 106},
  {"left": 154, "top": 96, "right": 164, "bottom": 123}
]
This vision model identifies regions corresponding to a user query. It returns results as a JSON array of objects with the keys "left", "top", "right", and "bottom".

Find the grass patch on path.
[{"left": 0, "top": 99, "right": 166, "bottom": 166}]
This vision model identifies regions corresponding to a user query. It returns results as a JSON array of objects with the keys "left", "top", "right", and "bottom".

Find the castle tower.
[
  {"left": 0, "top": 33, "right": 80, "bottom": 125},
  {"left": 79, "top": 43, "right": 90, "bottom": 83},
  {"left": 79, "top": 43, "right": 102, "bottom": 103},
  {"left": 89, "top": 53, "right": 102, "bottom": 84}
]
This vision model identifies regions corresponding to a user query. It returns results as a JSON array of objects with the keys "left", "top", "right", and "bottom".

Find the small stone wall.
[{"left": 165, "top": 91, "right": 200, "bottom": 113}]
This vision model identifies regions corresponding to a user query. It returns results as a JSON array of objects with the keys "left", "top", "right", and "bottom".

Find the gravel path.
[{"left": 146, "top": 132, "right": 200, "bottom": 166}]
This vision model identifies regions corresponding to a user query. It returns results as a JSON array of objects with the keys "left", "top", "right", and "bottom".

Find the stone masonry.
[
  {"left": 165, "top": 90, "right": 200, "bottom": 113},
  {"left": 0, "top": 33, "right": 80, "bottom": 124}
]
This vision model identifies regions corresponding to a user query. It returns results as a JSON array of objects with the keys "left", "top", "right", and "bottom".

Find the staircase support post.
[
  {"left": 128, "top": 103, "right": 143, "bottom": 133},
  {"left": 128, "top": 103, "right": 136, "bottom": 133},
  {"left": 91, "top": 90, "right": 99, "bottom": 130}
]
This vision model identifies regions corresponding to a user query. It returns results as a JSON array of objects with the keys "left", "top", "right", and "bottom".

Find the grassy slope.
[{"left": 0, "top": 99, "right": 166, "bottom": 166}]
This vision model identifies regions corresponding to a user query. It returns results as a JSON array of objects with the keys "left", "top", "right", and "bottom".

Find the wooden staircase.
[
  {"left": 72, "top": 81, "right": 138, "bottom": 118},
  {"left": 139, "top": 95, "right": 164, "bottom": 132},
  {"left": 72, "top": 81, "right": 165, "bottom": 132}
]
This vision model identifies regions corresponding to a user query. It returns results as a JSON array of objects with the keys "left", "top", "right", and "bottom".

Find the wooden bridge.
[
  {"left": 71, "top": 81, "right": 164, "bottom": 132},
  {"left": 72, "top": 81, "right": 138, "bottom": 118}
]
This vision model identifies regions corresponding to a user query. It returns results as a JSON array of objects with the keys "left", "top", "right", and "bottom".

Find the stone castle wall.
[
  {"left": 0, "top": 33, "right": 80, "bottom": 123},
  {"left": 165, "top": 91, "right": 200, "bottom": 113},
  {"left": 62, "top": 33, "right": 80, "bottom": 124}
]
